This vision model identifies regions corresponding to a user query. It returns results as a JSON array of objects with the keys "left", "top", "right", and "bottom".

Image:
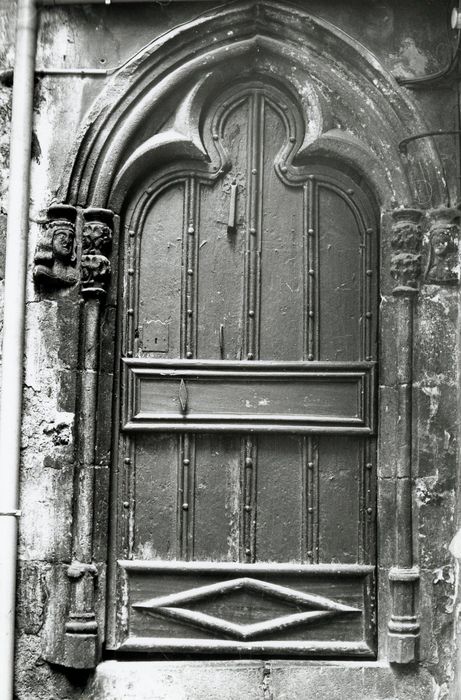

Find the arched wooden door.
[{"left": 108, "top": 80, "right": 378, "bottom": 657}]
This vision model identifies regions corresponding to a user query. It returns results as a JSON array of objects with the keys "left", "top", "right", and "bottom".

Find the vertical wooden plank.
[
  {"left": 193, "top": 434, "right": 240, "bottom": 562},
  {"left": 256, "top": 434, "right": 303, "bottom": 562},
  {"left": 132, "top": 434, "right": 178, "bottom": 560},
  {"left": 196, "top": 99, "right": 250, "bottom": 360},
  {"left": 317, "top": 436, "right": 361, "bottom": 563},
  {"left": 259, "top": 102, "right": 304, "bottom": 361},
  {"left": 137, "top": 183, "right": 185, "bottom": 359},
  {"left": 317, "top": 185, "right": 362, "bottom": 362}
]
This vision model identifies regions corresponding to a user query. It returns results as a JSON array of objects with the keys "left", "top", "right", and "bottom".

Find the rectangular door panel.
[
  {"left": 118, "top": 561, "right": 375, "bottom": 656},
  {"left": 193, "top": 434, "right": 241, "bottom": 562},
  {"left": 317, "top": 436, "right": 375, "bottom": 564},
  {"left": 132, "top": 434, "right": 179, "bottom": 561},
  {"left": 255, "top": 434, "right": 304, "bottom": 562},
  {"left": 124, "top": 359, "right": 375, "bottom": 433}
]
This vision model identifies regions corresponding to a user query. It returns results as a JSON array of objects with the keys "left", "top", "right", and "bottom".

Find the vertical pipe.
[{"left": 0, "top": 1, "right": 37, "bottom": 697}]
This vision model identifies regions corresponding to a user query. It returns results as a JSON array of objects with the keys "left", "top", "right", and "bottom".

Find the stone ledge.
[{"left": 85, "top": 659, "right": 436, "bottom": 700}]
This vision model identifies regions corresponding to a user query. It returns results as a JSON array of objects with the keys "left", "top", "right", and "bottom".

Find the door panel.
[
  {"left": 255, "top": 434, "right": 304, "bottom": 562},
  {"left": 110, "top": 80, "right": 378, "bottom": 657},
  {"left": 132, "top": 434, "right": 178, "bottom": 561},
  {"left": 192, "top": 434, "right": 241, "bottom": 563},
  {"left": 318, "top": 186, "right": 366, "bottom": 362},
  {"left": 197, "top": 98, "right": 249, "bottom": 361},
  {"left": 137, "top": 184, "right": 184, "bottom": 359},
  {"left": 259, "top": 103, "right": 305, "bottom": 362},
  {"left": 119, "top": 561, "right": 374, "bottom": 654}
]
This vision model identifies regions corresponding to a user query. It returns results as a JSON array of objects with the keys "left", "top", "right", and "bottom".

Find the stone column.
[
  {"left": 387, "top": 207, "right": 423, "bottom": 664},
  {"left": 64, "top": 207, "right": 113, "bottom": 668}
]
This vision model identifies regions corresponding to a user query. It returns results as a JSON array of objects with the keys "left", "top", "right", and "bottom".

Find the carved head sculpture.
[
  {"left": 426, "top": 208, "right": 459, "bottom": 285},
  {"left": 51, "top": 220, "right": 76, "bottom": 263},
  {"left": 33, "top": 204, "right": 78, "bottom": 288},
  {"left": 431, "top": 229, "right": 454, "bottom": 257}
]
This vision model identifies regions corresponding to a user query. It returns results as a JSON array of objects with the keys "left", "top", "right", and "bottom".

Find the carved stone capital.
[
  {"left": 81, "top": 208, "right": 114, "bottom": 297},
  {"left": 425, "top": 207, "right": 459, "bottom": 285},
  {"left": 390, "top": 208, "right": 424, "bottom": 296},
  {"left": 33, "top": 204, "right": 78, "bottom": 289}
]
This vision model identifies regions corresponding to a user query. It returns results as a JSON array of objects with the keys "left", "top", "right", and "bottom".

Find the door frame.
[{"left": 39, "top": 1, "right": 449, "bottom": 670}]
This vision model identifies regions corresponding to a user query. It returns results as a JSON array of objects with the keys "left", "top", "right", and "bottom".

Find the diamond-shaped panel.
[{"left": 133, "top": 577, "right": 359, "bottom": 640}]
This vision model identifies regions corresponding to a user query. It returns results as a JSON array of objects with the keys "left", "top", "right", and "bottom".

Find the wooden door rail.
[{"left": 122, "top": 359, "right": 376, "bottom": 434}]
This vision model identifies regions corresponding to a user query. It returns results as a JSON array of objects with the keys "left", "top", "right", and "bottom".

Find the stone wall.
[{"left": 0, "top": 1, "right": 459, "bottom": 698}]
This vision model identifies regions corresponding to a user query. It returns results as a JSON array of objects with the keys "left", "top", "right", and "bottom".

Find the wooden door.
[{"left": 108, "top": 80, "right": 378, "bottom": 657}]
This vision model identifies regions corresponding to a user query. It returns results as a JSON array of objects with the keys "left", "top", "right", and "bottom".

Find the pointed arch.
[{"left": 58, "top": 1, "right": 448, "bottom": 211}]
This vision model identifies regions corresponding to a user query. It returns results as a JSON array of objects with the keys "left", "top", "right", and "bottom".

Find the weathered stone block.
[
  {"left": 388, "top": 633, "right": 418, "bottom": 665},
  {"left": 377, "top": 478, "right": 397, "bottom": 567},
  {"left": 272, "top": 663, "right": 363, "bottom": 699},
  {"left": 99, "top": 304, "right": 117, "bottom": 373},
  {"left": 95, "top": 372, "right": 113, "bottom": 467},
  {"left": 63, "top": 633, "right": 100, "bottom": 670},
  {"left": 417, "top": 488, "right": 456, "bottom": 570},
  {"left": 93, "top": 467, "right": 110, "bottom": 562},
  {"left": 58, "top": 368, "right": 78, "bottom": 414},
  {"left": 87, "top": 661, "right": 265, "bottom": 700},
  {"left": 57, "top": 298, "right": 81, "bottom": 371},
  {"left": 16, "top": 561, "right": 49, "bottom": 635},
  {"left": 18, "top": 460, "right": 74, "bottom": 561},
  {"left": 415, "top": 288, "right": 458, "bottom": 385},
  {"left": 378, "top": 386, "right": 399, "bottom": 479},
  {"left": 379, "top": 296, "right": 399, "bottom": 387}
]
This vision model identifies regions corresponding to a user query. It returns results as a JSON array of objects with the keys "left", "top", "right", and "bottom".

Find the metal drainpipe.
[{"left": 0, "top": 0, "right": 37, "bottom": 697}]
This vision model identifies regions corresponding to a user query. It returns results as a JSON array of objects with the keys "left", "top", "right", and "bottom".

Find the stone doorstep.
[{"left": 86, "top": 659, "right": 435, "bottom": 700}]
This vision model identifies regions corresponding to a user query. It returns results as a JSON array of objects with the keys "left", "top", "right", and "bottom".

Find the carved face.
[
  {"left": 429, "top": 225, "right": 457, "bottom": 258},
  {"left": 52, "top": 221, "right": 75, "bottom": 261}
]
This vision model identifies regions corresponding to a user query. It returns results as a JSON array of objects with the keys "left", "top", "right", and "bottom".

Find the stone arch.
[{"left": 57, "top": 0, "right": 448, "bottom": 213}]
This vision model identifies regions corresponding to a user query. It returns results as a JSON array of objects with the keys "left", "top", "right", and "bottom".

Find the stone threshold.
[{"left": 86, "top": 659, "right": 436, "bottom": 699}]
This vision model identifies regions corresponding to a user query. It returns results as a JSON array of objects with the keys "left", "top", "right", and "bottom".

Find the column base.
[{"left": 63, "top": 632, "right": 100, "bottom": 669}]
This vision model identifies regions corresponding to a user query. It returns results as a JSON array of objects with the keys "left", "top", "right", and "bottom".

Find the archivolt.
[{"left": 58, "top": 0, "right": 448, "bottom": 211}]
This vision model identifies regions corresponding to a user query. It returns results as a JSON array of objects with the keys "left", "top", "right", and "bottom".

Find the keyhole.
[{"left": 154, "top": 337, "right": 158, "bottom": 345}]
